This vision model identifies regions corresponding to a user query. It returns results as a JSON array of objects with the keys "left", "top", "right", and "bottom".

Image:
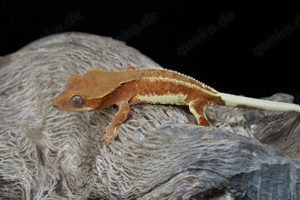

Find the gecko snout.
[
  {"left": 52, "top": 98, "right": 59, "bottom": 109},
  {"left": 52, "top": 97, "right": 66, "bottom": 110}
]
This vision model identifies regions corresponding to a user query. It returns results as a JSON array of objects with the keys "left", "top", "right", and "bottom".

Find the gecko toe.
[
  {"left": 101, "top": 127, "right": 107, "bottom": 132},
  {"left": 98, "top": 135, "right": 106, "bottom": 140},
  {"left": 104, "top": 138, "right": 111, "bottom": 145}
]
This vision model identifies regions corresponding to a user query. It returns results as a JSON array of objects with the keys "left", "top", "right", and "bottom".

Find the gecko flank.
[{"left": 52, "top": 67, "right": 300, "bottom": 145}]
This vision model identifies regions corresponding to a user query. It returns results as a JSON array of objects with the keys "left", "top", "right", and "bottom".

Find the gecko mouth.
[
  {"left": 53, "top": 105, "right": 93, "bottom": 112},
  {"left": 67, "top": 107, "right": 93, "bottom": 112}
]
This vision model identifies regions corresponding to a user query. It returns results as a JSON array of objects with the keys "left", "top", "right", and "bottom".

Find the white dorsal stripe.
[
  {"left": 135, "top": 93, "right": 188, "bottom": 104},
  {"left": 219, "top": 93, "right": 300, "bottom": 112}
]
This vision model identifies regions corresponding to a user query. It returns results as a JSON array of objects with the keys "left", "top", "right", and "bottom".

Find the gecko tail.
[{"left": 218, "top": 92, "right": 300, "bottom": 113}]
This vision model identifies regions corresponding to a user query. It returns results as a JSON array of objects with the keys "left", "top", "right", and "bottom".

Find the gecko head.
[{"left": 52, "top": 73, "right": 104, "bottom": 112}]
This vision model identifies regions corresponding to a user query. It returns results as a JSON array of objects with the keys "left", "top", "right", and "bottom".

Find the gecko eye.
[{"left": 71, "top": 95, "right": 84, "bottom": 106}]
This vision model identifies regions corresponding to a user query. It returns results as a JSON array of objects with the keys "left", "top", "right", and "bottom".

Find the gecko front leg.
[{"left": 99, "top": 100, "right": 131, "bottom": 145}]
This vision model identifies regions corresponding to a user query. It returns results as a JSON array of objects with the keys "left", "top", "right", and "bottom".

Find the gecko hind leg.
[
  {"left": 189, "top": 98, "right": 212, "bottom": 126},
  {"left": 98, "top": 100, "right": 131, "bottom": 145}
]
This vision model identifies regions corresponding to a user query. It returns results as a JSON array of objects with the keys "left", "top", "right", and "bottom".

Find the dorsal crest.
[{"left": 66, "top": 67, "right": 218, "bottom": 100}]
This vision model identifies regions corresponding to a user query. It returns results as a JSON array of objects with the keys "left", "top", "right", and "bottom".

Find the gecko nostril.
[{"left": 52, "top": 99, "right": 59, "bottom": 108}]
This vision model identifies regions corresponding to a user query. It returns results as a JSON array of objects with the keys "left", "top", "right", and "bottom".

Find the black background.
[{"left": 1, "top": 1, "right": 300, "bottom": 102}]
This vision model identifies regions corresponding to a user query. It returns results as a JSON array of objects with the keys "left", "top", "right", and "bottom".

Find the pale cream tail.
[{"left": 219, "top": 92, "right": 300, "bottom": 113}]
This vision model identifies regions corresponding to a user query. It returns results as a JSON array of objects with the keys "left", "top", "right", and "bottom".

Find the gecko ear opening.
[{"left": 66, "top": 74, "right": 79, "bottom": 86}]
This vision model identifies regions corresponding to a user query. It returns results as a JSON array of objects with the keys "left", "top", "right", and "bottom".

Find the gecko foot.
[
  {"left": 185, "top": 121, "right": 197, "bottom": 125},
  {"left": 98, "top": 136, "right": 111, "bottom": 145},
  {"left": 98, "top": 127, "right": 118, "bottom": 145},
  {"left": 98, "top": 133, "right": 118, "bottom": 145}
]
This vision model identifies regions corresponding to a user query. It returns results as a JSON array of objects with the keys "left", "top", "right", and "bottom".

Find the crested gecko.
[{"left": 52, "top": 66, "right": 300, "bottom": 145}]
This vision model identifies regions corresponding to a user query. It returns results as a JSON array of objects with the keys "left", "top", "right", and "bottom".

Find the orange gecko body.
[{"left": 53, "top": 66, "right": 300, "bottom": 144}]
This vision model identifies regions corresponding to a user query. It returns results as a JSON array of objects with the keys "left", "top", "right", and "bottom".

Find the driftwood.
[{"left": 0, "top": 32, "right": 299, "bottom": 200}]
